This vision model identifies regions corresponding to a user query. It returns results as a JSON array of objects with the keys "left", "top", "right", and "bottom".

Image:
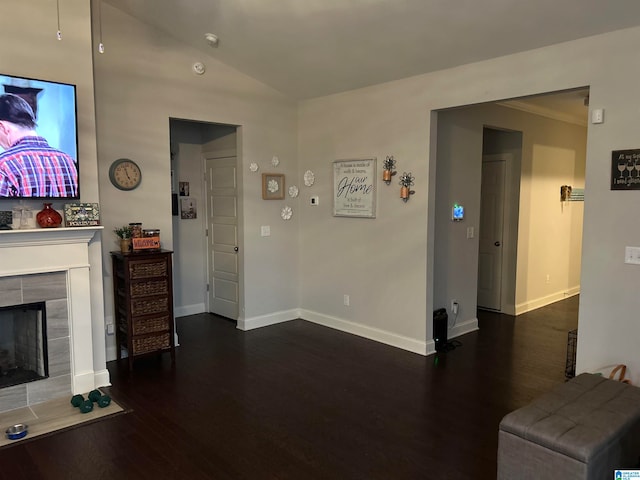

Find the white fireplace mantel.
[
  {"left": 0, "top": 226, "right": 104, "bottom": 396},
  {"left": 0, "top": 226, "right": 101, "bottom": 246}
]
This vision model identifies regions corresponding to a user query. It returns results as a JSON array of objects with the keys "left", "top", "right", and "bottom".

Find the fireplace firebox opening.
[{"left": 0, "top": 301, "right": 49, "bottom": 389}]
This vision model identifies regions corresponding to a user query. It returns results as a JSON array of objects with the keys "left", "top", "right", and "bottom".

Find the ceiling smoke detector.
[
  {"left": 192, "top": 62, "right": 206, "bottom": 75},
  {"left": 204, "top": 33, "right": 219, "bottom": 47}
]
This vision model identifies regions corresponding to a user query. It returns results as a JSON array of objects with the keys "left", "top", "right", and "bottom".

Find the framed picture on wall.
[
  {"left": 333, "top": 158, "right": 376, "bottom": 218},
  {"left": 262, "top": 173, "right": 285, "bottom": 200},
  {"left": 180, "top": 198, "right": 197, "bottom": 219}
]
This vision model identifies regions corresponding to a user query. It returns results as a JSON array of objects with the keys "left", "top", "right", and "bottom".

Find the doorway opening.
[
  {"left": 432, "top": 87, "right": 588, "bottom": 350},
  {"left": 169, "top": 119, "right": 241, "bottom": 321},
  {"left": 478, "top": 128, "right": 522, "bottom": 314}
]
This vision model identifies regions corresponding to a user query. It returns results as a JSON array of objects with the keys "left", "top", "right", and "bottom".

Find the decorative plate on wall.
[
  {"left": 271, "top": 156, "right": 280, "bottom": 167},
  {"left": 304, "top": 170, "right": 315, "bottom": 187},
  {"left": 281, "top": 206, "right": 293, "bottom": 220},
  {"left": 249, "top": 162, "right": 259, "bottom": 172},
  {"left": 288, "top": 185, "right": 299, "bottom": 198}
]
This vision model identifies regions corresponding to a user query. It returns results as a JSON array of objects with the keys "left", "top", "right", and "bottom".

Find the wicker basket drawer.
[
  {"left": 132, "top": 315, "right": 170, "bottom": 336},
  {"left": 132, "top": 333, "right": 170, "bottom": 355},
  {"left": 130, "top": 279, "right": 168, "bottom": 297},
  {"left": 129, "top": 260, "right": 168, "bottom": 279},
  {"left": 131, "top": 296, "right": 168, "bottom": 316}
]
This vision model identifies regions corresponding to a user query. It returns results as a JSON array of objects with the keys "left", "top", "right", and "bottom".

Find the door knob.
[
  {"left": 234, "top": 247, "right": 239, "bottom": 252},
  {"left": 494, "top": 241, "right": 501, "bottom": 247}
]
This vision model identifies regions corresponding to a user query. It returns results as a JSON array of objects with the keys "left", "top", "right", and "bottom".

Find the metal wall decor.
[
  {"left": 399, "top": 172, "right": 415, "bottom": 202},
  {"left": 382, "top": 156, "right": 397, "bottom": 184}
]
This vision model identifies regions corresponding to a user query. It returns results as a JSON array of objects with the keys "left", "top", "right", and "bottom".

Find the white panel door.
[
  {"left": 206, "top": 155, "right": 239, "bottom": 319},
  {"left": 478, "top": 159, "right": 506, "bottom": 311}
]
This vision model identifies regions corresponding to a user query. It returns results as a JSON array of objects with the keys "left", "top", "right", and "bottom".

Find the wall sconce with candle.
[
  {"left": 382, "top": 156, "right": 397, "bottom": 184},
  {"left": 399, "top": 172, "right": 415, "bottom": 202}
]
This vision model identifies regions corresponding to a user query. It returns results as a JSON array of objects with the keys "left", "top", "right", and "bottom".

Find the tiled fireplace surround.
[{"left": 0, "top": 227, "right": 103, "bottom": 414}]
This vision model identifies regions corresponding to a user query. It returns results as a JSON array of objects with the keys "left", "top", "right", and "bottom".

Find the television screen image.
[{"left": 0, "top": 73, "right": 79, "bottom": 198}]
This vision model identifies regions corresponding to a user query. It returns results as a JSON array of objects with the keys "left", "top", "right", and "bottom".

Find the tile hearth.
[{"left": 0, "top": 389, "right": 124, "bottom": 448}]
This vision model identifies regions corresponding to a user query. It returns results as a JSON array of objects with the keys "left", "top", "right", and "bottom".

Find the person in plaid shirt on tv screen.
[{"left": 0, "top": 93, "right": 78, "bottom": 197}]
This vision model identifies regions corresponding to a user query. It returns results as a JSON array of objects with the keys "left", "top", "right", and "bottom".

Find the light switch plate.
[
  {"left": 261, "top": 225, "right": 271, "bottom": 237},
  {"left": 591, "top": 108, "right": 604, "bottom": 124}
]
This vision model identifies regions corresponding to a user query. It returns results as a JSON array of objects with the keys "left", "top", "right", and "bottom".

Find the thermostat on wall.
[{"left": 452, "top": 204, "right": 464, "bottom": 221}]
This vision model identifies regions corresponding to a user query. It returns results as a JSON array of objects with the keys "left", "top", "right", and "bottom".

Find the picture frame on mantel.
[
  {"left": 262, "top": 173, "right": 285, "bottom": 200},
  {"left": 333, "top": 158, "right": 376, "bottom": 218}
]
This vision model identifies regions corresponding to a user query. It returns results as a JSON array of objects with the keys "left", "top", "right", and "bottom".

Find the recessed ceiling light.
[{"left": 204, "top": 33, "right": 219, "bottom": 47}]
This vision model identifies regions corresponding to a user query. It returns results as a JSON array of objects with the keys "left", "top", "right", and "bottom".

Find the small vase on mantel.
[{"left": 36, "top": 203, "right": 63, "bottom": 228}]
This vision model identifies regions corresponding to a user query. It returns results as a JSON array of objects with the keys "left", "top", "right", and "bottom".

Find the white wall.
[
  {"left": 1, "top": 0, "right": 108, "bottom": 386},
  {"left": 94, "top": 4, "right": 299, "bottom": 359},
  {"left": 299, "top": 26, "right": 640, "bottom": 381}
]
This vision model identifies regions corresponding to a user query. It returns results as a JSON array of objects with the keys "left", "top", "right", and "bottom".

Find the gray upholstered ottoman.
[{"left": 498, "top": 373, "right": 640, "bottom": 479}]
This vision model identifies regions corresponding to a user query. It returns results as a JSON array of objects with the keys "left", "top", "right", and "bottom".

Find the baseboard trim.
[
  {"left": 72, "top": 372, "right": 96, "bottom": 396},
  {"left": 449, "top": 317, "right": 479, "bottom": 339},
  {"left": 174, "top": 303, "right": 205, "bottom": 317},
  {"left": 300, "top": 309, "right": 428, "bottom": 356},
  {"left": 94, "top": 369, "right": 111, "bottom": 388},
  {"left": 516, "top": 286, "right": 580, "bottom": 315},
  {"left": 238, "top": 309, "right": 299, "bottom": 331}
]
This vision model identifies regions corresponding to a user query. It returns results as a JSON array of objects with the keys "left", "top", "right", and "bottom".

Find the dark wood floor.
[{"left": 0, "top": 296, "right": 578, "bottom": 479}]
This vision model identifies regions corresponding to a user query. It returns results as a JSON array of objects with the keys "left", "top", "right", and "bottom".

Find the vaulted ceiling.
[{"left": 104, "top": 0, "right": 640, "bottom": 101}]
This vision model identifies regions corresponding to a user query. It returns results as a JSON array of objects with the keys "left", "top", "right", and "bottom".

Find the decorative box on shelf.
[{"left": 63, "top": 203, "right": 100, "bottom": 227}]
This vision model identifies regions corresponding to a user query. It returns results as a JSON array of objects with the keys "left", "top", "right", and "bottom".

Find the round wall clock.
[{"left": 109, "top": 158, "right": 142, "bottom": 191}]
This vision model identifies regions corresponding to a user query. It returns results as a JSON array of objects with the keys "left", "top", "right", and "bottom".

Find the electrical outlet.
[
  {"left": 106, "top": 323, "right": 114, "bottom": 335},
  {"left": 451, "top": 300, "right": 459, "bottom": 315},
  {"left": 343, "top": 294, "right": 350, "bottom": 306}
]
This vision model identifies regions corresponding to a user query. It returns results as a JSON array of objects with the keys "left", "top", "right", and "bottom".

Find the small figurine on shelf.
[{"left": 113, "top": 225, "right": 133, "bottom": 253}]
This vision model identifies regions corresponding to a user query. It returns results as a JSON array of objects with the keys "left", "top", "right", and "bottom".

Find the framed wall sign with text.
[
  {"left": 611, "top": 149, "right": 640, "bottom": 190},
  {"left": 333, "top": 158, "right": 376, "bottom": 218}
]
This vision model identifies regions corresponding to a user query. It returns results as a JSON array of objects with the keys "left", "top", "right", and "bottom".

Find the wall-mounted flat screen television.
[{"left": 0, "top": 73, "right": 79, "bottom": 198}]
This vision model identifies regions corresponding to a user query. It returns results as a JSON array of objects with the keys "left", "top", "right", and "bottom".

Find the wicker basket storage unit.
[{"left": 111, "top": 250, "right": 176, "bottom": 370}]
